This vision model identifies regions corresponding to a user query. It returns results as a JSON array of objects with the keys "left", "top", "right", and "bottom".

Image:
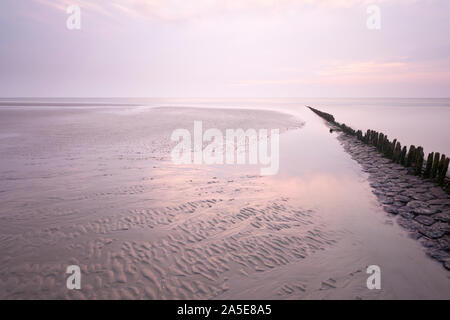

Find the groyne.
[
  {"left": 308, "top": 106, "right": 450, "bottom": 194},
  {"left": 308, "top": 106, "right": 450, "bottom": 270}
]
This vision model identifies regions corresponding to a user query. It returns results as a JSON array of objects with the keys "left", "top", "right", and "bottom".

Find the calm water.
[
  {"left": 2, "top": 97, "right": 449, "bottom": 156},
  {"left": 158, "top": 98, "right": 450, "bottom": 157}
]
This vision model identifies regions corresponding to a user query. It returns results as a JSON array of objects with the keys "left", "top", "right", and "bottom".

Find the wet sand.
[{"left": 0, "top": 105, "right": 449, "bottom": 299}]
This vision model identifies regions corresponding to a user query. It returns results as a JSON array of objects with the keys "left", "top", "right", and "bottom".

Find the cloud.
[
  {"left": 34, "top": 0, "right": 413, "bottom": 21},
  {"left": 232, "top": 58, "right": 450, "bottom": 87},
  {"left": 35, "top": 0, "right": 114, "bottom": 17}
]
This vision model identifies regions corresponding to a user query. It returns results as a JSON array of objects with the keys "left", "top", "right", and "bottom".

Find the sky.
[{"left": 0, "top": 0, "right": 449, "bottom": 98}]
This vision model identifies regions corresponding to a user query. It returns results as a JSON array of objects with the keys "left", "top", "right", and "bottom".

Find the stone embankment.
[{"left": 308, "top": 106, "right": 450, "bottom": 270}]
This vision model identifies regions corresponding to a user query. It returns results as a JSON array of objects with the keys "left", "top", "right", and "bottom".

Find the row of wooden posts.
[{"left": 307, "top": 106, "right": 450, "bottom": 194}]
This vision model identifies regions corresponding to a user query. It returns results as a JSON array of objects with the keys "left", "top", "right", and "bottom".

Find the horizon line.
[{"left": 1, "top": 96, "right": 450, "bottom": 100}]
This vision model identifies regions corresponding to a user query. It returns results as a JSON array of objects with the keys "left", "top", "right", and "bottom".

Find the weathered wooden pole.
[
  {"left": 378, "top": 133, "right": 384, "bottom": 152},
  {"left": 374, "top": 132, "right": 380, "bottom": 148},
  {"left": 393, "top": 141, "right": 401, "bottom": 163},
  {"left": 388, "top": 138, "right": 395, "bottom": 159},
  {"left": 400, "top": 146, "right": 407, "bottom": 165},
  {"left": 423, "top": 152, "right": 434, "bottom": 178},
  {"left": 437, "top": 155, "right": 449, "bottom": 186},
  {"left": 415, "top": 147, "right": 424, "bottom": 176},
  {"left": 445, "top": 181, "right": 450, "bottom": 194},
  {"left": 431, "top": 152, "right": 441, "bottom": 179},
  {"left": 406, "top": 145, "right": 416, "bottom": 167},
  {"left": 356, "top": 130, "right": 363, "bottom": 141}
]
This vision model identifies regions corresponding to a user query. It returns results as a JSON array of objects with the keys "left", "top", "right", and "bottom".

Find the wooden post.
[
  {"left": 386, "top": 138, "right": 390, "bottom": 158},
  {"left": 388, "top": 138, "right": 395, "bottom": 159},
  {"left": 415, "top": 147, "right": 424, "bottom": 176},
  {"left": 394, "top": 142, "right": 401, "bottom": 163},
  {"left": 378, "top": 133, "right": 383, "bottom": 152},
  {"left": 437, "top": 155, "right": 449, "bottom": 185},
  {"left": 423, "top": 152, "right": 434, "bottom": 178},
  {"left": 445, "top": 181, "right": 450, "bottom": 194},
  {"left": 400, "top": 146, "right": 407, "bottom": 165},
  {"left": 406, "top": 145, "right": 416, "bottom": 167},
  {"left": 431, "top": 152, "right": 440, "bottom": 179}
]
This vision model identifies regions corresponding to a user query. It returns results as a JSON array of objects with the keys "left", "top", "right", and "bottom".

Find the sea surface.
[{"left": 3, "top": 97, "right": 447, "bottom": 155}]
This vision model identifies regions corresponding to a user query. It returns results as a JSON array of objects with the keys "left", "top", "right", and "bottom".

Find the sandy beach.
[{"left": 0, "top": 103, "right": 448, "bottom": 300}]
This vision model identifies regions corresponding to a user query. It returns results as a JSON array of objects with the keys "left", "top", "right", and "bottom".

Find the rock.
[
  {"left": 418, "top": 226, "right": 445, "bottom": 239},
  {"left": 399, "top": 210, "right": 414, "bottom": 219},
  {"left": 394, "top": 195, "right": 410, "bottom": 203},
  {"left": 428, "top": 198, "right": 450, "bottom": 206},
  {"left": 426, "top": 249, "right": 449, "bottom": 263},
  {"left": 436, "top": 222, "right": 450, "bottom": 234},
  {"left": 410, "top": 187, "right": 429, "bottom": 194},
  {"left": 420, "top": 239, "right": 439, "bottom": 249},
  {"left": 383, "top": 206, "right": 398, "bottom": 214},
  {"left": 414, "top": 215, "right": 435, "bottom": 226},
  {"left": 372, "top": 189, "right": 384, "bottom": 196},
  {"left": 409, "top": 232, "right": 422, "bottom": 240},
  {"left": 433, "top": 211, "right": 450, "bottom": 223},
  {"left": 429, "top": 188, "right": 448, "bottom": 199},
  {"left": 411, "top": 193, "right": 434, "bottom": 201},
  {"left": 398, "top": 217, "right": 421, "bottom": 231},
  {"left": 429, "top": 205, "right": 444, "bottom": 213},
  {"left": 412, "top": 207, "right": 437, "bottom": 216},
  {"left": 445, "top": 261, "right": 450, "bottom": 271},
  {"left": 377, "top": 196, "right": 393, "bottom": 205},
  {"left": 392, "top": 201, "right": 405, "bottom": 208},
  {"left": 385, "top": 192, "right": 399, "bottom": 197},
  {"left": 406, "top": 200, "right": 427, "bottom": 209},
  {"left": 437, "top": 236, "right": 450, "bottom": 251}
]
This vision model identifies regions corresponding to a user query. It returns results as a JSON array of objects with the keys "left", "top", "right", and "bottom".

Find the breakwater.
[
  {"left": 308, "top": 106, "right": 450, "bottom": 270},
  {"left": 308, "top": 106, "right": 450, "bottom": 194}
]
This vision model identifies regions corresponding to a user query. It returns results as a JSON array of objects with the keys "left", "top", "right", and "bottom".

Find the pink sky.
[{"left": 1, "top": 0, "right": 449, "bottom": 97}]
